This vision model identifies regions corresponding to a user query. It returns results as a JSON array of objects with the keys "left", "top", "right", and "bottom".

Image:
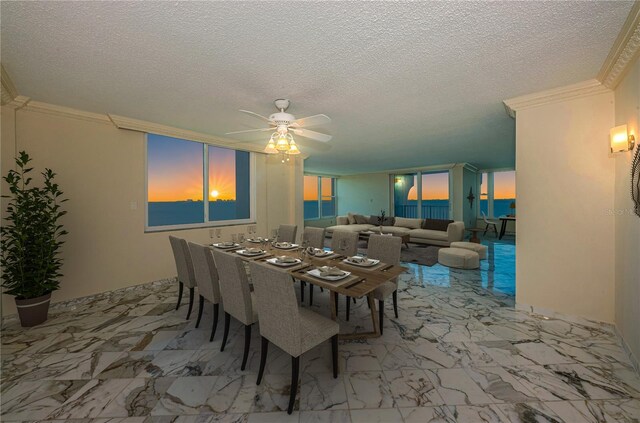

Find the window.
[
  {"left": 478, "top": 170, "right": 515, "bottom": 218},
  {"left": 304, "top": 175, "right": 337, "bottom": 220},
  {"left": 146, "top": 134, "right": 254, "bottom": 229},
  {"left": 394, "top": 171, "right": 449, "bottom": 219}
]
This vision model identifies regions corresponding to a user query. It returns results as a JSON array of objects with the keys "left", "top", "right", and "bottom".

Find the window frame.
[
  {"left": 144, "top": 134, "right": 256, "bottom": 232},
  {"left": 304, "top": 174, "right": 338, "bottom": 221},
  {"left": 477, "top": 169, "right": 515, "bottom": 219},
  {"left": 391, "top": 170, "right": 452, "bottom": 220}
]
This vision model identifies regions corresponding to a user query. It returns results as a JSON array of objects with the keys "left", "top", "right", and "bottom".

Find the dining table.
[
  {"left": 212, "top": 240, "right": 407, "bottom": 340},
  {"left": 498, "top": 215, "right": 516, "bottom": 239}
]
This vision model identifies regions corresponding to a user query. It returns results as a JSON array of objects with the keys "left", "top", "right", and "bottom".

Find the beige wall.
[
  {"left": 614, "top": 57, "right": 640, "bottom": 363},
  {"left": 0, "top": 104, "right": 302, "bottom": 316},
  {"left": 515, "top": 91, "right": 617, "bottom": 323}
]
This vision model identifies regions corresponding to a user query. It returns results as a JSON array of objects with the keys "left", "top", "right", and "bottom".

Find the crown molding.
[
  {"left": 597, "top": 1, "right": 640, "bottom": 89},
  {"left": 1, "top": 64, "right": 18, "bottom": 106},
  {"left": 108, "top": 114, "right": 266, "bottom": 154},
  {"left": 503, "top": 79, "right": 612, "bottom": 118},
  {"left": 22, "top": 101, "right": 112, "bottom": 124}
]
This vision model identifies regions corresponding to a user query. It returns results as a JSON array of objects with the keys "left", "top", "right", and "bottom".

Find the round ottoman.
[
  {"left": 450, "top": 241, "right": 488, "bottom": 260},
  {"left": 438, "top": 248, "right": 480, "bottom": 269}
]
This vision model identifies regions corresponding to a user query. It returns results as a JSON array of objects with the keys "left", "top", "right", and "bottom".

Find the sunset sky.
[
  {"left": 147, "top": 134, "right": 238, "bottom": 202},
  {"left": 304, "top": 175, "right": 333, "bottom": 201},
  {"left": 407, "top": 172, "right": 450, "bottom": 200}
]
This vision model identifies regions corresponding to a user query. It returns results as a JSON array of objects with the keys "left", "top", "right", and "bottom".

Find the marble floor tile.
[{"left": 3, "top": 239, "right": 640, "bottom": 423}]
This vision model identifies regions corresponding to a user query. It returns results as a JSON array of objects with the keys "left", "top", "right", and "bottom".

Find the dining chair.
[
  {"left": 277, "top": 224, "right": 298, "bottom": 243},
  {"left": 211, "top": 249, "right": 258, "bottom": 370},
  {"left": 481, "top": 211, "right": 499, "bottom": 236},
  {"left": 249, "top": 261, "right": 339, "bottom": 415},
  {"left": 302, "top": 226, "right": 326, "bottom": 305},
  {"left": 330, "top": 230, "right": 360, "bottom": 314},
  {"left": 351, "top": 234, "right": 402, "bottom": 334},
  {"left": 169, "top": 236, "right": 197, "bottom": 320},
  {"left": 188, "top": 242, "right": 223, "bottom": 342}
]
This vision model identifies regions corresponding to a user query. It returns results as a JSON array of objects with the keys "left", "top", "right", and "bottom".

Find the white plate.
[
  {"left": 312, "top": 249, "right": 334, "bottom": 257},
  {"left": 307, "top": 268, "right": 351, "bottom": 281},
  {"left": 343, "top": 257, "right": 380, "bottom": 267},
  {"left": 212, "top": 243, "right": 239, "bottom": 249},
  {"left": 272, "top": 243, "right": 299, "bottom": 250},
  {"left": 266, "top": 257, "right": 302, "bottom": 267},
  {"left": 237, "top": 249, "right": 265, "bottom": 257},
  {"left": 246, "top": 238, "right": 263, "bottom": 243}
]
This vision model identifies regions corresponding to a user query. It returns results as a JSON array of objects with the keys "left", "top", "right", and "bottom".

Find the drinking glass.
[
  {"left": 231, "top": 234, "right": 238, "bottom": 244},
  {"left": 339, "top": 239, "right": 348, "bottom": 255},
  {"left": 215, "top": 229, "right": 222, "bottom": 241},
  {"left": 238, "top": 233, "right": 245, "bottom": 245},
  {"left": 271, "top": 229, "right": 279, "bottom": 240}
]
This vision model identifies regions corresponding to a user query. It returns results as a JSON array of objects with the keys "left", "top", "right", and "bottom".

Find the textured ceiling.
[{"left": 1, "top": 1, "right": 634, "bottom": 174}]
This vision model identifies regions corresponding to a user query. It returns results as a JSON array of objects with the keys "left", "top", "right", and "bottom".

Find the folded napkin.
[
  {"left": 275, "top": 242, "right": 291, "bottom": 248},
  {"left": 348, "top": 256, "right": 367, "bottom": 264},
  {"left": 221, "top": 241, "right": 236, "bottom": 247},
  {"left": 245, "top": 248, "right": 262, "bottom": 254},
  {"left": 276, "top": 256, "right": 297, "bottom": 264},
  {"left": 318, "top": 266, "right": 346, "bottom": 277}
]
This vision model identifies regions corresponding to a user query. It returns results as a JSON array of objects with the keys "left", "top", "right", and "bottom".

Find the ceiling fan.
[{"left": 225, "top": 99, "right": 332, "bottom": 157}]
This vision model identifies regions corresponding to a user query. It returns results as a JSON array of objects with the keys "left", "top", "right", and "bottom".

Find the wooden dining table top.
[{"left": 214, "top": 243, "right": 407, "bottom": 299}]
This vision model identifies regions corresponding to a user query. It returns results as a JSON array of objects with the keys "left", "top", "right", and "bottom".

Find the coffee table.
[
  {"left": 359, "top": 230, "right": 410, "bottom": 249},
  {"left": 465, "top": 228, "right": 482, "bottom": 244}
]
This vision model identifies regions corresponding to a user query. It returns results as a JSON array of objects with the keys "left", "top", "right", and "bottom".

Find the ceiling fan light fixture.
[
  {"left": 264, "top": 136, "right": 278, "bottom": 154},
  {"left": 287, "top": 140, "right": 300, "bottom": 155},
  {"left": 275, "top": 133, "right": 292, "bottom": 151}
]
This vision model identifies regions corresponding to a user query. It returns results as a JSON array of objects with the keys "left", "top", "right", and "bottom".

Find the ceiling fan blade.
[
  {"left": 290, "top": 114, "right": 331, "bottom": 128},
  {"left": 225, "top": 127, "right": 274, "bottom": 135},
  {"left": 291, "top": 128, "right": 332, "bottom": 142},
  {"left": 239, "top": 109, "right": 273, "bottom": 123}
]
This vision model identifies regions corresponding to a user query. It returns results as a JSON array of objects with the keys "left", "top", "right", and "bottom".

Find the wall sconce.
[
  {"left": 394, "top": 177, "right": 402, "bottom": 185},
  {"left": 610, "top": 124, "right": 635, "bottom": 153}
]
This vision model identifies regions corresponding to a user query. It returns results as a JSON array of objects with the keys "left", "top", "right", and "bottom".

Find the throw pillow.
[
  {"left": 354, "top": 214, "right": 369, "bottom": 224},
  {"left": 422, "top": 218, "right": 454, "bottom": 231},
  {"left": 347, "top": 212, "right": 356, "bottom": 224}
]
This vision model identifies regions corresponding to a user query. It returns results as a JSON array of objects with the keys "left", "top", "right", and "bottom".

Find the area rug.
[{"left": 353, "top": 240, "right": 441, "bottom": 267}]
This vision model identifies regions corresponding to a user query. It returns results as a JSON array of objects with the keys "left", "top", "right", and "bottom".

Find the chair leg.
[
  {"left": 320, "top": 287, "right": 324, "bottom": 292},
  {"left": 346, "top": 296, "right": 351, "bottom": 321},
  {"left": 186, "top": 287, "right": 195, "bottom": 320},
  {"left": 257, "top": 336, "right": 268, "bottom": 385},
  {"left": 483, "top": 224, "right": 489, "bottom": 236},
  {"left": 300, "top": 281, "right": 305, "bottom": 303},
  {"left": 379, "top": 300, "right": 384, "bottom": 335},
  {"left": 331, "top": 334, "right": 338, "bottom": 378},
  {"left": 241, "top": 324, "right": 252, "bottom": 371},
  {"left": 210, "top": 303, "right": 219, "bottom": 342},
  {"left": 334, "top": 292, "right": 339, "bottom": 315},
  {"left": 392, "top": 291, "right": 398, "bottom": 318},
  {"left": 288, "top": 355, "right": 300, "bottom": 414},
  {"left": 309, "top": 284, "right": 314, "bottom": 306},
  {"left": 176, "top": 281, "right": 184, "bottom": 310},
  {"left": 195, "top": 295, "right": 204, "bottom": 328},
  {"left": 352, "top": 297, "right": 356, "bottom": 304},
  {"left": 220, "top": 312, "right": 231, "bottom": 352}
]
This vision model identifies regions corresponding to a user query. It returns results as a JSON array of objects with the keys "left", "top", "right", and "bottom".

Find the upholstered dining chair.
[
  {"left": 249, "top": 261, "right": 339, "bottom": 415},
  {"left": 277, "top": 224, "right": 298, "bottom": 243},
  {"left": 169, "top": 236, "right": 197, "bottom": 320},
  {"left": 211, "top": 249, "right": 258, "bottom": 370},
  {"left": 188, "top": 242, "right": 222, "bottom": 342},
  {"left": 302, "top": 226, "right": 326, "bottom": 305},
  {"left": 329, "top": 230, "right": 360, "bottom": 314},
  {"left": 481, "top": 211, "right": 499, "bottom": 236},
  {"left": 364, "top": 234, "right": 402, "bottom": 334}
]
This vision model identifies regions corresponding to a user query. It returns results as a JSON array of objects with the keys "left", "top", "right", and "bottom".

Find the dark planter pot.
[{"left": 15, "top": 292, "right": 51, "bottom": 327}]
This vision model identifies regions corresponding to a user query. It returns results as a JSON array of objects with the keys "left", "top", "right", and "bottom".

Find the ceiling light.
[
  {"left": 264, "top": 137, "right": 277, "bottom": 154},
  {"left": 287, "top": 140, "right": 300, "bottom": 155}
]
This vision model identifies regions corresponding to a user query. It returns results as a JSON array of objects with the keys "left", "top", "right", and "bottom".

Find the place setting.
[{"left": 341, "top": 255, "right": 381, "bottom": 268}]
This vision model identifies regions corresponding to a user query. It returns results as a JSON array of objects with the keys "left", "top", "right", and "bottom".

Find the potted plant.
[{"left": 1, "top": 151, "right": 68, "bottom": 327}]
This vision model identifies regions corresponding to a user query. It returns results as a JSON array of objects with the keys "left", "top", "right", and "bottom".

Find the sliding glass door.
[{"left": 393, "top": 171, "right": 450, "bottom": 219}]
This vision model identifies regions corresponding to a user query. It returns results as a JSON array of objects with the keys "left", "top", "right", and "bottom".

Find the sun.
[{"left": 211, "top": 190, "right": 219, "bottom": 199}]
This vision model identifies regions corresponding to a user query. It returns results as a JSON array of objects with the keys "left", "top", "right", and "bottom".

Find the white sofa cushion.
[
  {"left": 394, "top": 217, "right": 423, "bottom": 229},
  {"left": 438, "top": 248, "right": 480, "bottom": 269},
  {"left": 408, "top": 228, "right": 449, "bottom": 241},
  {"left": 450, "top": 241, "right": 488, "bottom": 259},
  {"left": 326, "top": 224, "right": 373, "bottom": 233},
  {"left": 379, "top": 226, "right": 411, "bottom": 235}
]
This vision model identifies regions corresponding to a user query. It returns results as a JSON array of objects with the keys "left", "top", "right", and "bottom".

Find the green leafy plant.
[{"left": 1, "top": 151, "right": 68, "bottom": 299}]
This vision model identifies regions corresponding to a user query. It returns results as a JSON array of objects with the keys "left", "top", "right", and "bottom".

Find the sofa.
[{"left": 325, "top": 214, "right": 465, "bottom": 246}]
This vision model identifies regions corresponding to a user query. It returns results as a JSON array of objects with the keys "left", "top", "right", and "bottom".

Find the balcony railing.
[{"left": 394, "top": 204, "right": 450, "bottom": 220}]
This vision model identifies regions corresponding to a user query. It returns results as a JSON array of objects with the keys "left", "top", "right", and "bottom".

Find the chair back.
[
  {"left": 277, "top": 224, "right": 297, "bottom": 243},
  {"left": 367, "top": 234, "right": 402, "bottom": 266},
  {"left": 481, "top": 211, "right": 491, "bottom": 224},
  {"left": 169, "top": 236, "right": 196, "bottom": 288},
  {"left": 187, "top": 242, "right": 221, "bottom": 304},
  {"left": 331, "top": 230, "right": 359, "bottom": 257},
  {"left": 249, "top": 261, "right": 302, "bottom": 357},
  {"left": 211, "top": 250, "right": 254, "bottom": 325},
  {"left": 303, "top": 226, "right": 325, "bottom": 249}
]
